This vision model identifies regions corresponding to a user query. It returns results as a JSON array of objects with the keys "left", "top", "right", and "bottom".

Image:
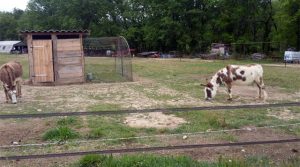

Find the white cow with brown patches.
[{"left": 202, "top": 64, "right": 266, "bottom": 100}]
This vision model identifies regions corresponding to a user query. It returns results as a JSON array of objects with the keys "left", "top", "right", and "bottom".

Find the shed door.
[
  {"left": 32, "top": 40, "right": 54, "bottom": 82},
  {"left": 55, "top": 39, "right": 84, "bottom": 84}
]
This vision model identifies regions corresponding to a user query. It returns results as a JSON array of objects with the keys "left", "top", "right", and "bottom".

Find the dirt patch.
[
  {"left": 156, "top": 127, "right": 299, "bottom": 163},
  {"left": 0, "top": 118, "right": 52, "bottom": 145},
  {"left": 218, "top": 85, "right": 296, "bottom": 102},
  {"left": 267, "top": 108, "right": 300, "bottom": 120},
  {"left": 124, "top": 112, "right": 187, "bottom": 129},
  {"left": 1, "top": 125, "right": 299, "bottom": 166},
  {"left": 1, "top": 74, "right": 296, "bottom": 114}
]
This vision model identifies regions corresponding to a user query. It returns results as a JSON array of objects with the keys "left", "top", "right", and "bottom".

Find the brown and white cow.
[
  {"left": 202, "top": 64, "right": 266, "bottom": 100},
  {"left": 0, "top": 61, "right": 23, "bottom": 104}
]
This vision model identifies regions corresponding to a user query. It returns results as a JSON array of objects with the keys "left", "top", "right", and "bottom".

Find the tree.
[
  {"left": 0, "top": 11, "right": 19, "bottom": 40},
  {"left": 273, "top": 0, "right": 300, "bottom": 50}
]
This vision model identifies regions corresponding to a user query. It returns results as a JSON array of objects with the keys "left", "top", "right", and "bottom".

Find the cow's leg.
[
  {"left": 16, "top": 80, "right": 22, "bottom": 98},
  {"left": 256, "top": 83, "right": 262, "bottom": 98},
  {"left": 3, "top": 85, "right": 9, "bottom": 103},
  {"left": 255, "top": 77, "right": 265, "bottom": 99},
  {"left": 260, "top": 77, "right": 267, "bottom": 100},
  {"left": 227, "top": 84, "right": 233, "bottom": 100},
  {"left": 259, "top": 77, "right": 265, "bottom": 89}
]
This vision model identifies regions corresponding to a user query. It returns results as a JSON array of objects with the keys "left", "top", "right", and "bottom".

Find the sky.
[{"left": 0, "top": 0, "right": 29, "bottom": 12}]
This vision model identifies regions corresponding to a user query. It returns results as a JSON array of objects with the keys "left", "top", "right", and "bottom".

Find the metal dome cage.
[{"left": 84, "top": 36, "right": 133, "bottom": 82}]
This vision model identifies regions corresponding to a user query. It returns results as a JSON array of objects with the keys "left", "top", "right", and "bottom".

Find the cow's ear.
[
  {"left": 200, "top": 83, "right": 207, "bottom": 87},
  {"left": 206, "top": 78, "right": 209, "bottom": 82},
  {"left": 226, "top": 65, "right": 232, "bottom": 72}
]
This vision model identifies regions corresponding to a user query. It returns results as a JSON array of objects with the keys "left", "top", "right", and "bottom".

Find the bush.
[
  {"left": 42, "top": 126, "right": 79, "bottom": 141},
  {"left": 75, "top": 154, "right": 204, "bottom": 167},
  {"left": 57, "top": 117, "right": 78, "bottom": 126},
  {"left": 88, "top": 128, "right": 104, "bottom": 139},
  {"left": 78, "top": 155, "right": 111, "bottom": 167},
  {"left": 74, "top": 154, "right": 300, "bottom": 167}
]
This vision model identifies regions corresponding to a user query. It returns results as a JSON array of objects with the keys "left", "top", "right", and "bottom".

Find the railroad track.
[
  {"left": 0, "top": 138, "right": 299, "bottom": 160},
  {"left": 1, "top": 102, "right": 300, "bottom": 119}
]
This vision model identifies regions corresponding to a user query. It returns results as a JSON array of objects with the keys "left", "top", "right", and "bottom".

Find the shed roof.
[{"left": 20, "top": 29, "right": 89, "bottom": 35}]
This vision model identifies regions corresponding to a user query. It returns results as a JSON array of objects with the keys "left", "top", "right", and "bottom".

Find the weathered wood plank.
[
  {"left": 57, "top": 39, "right": 81, "bottom": 51},
  {"left": 57, "top": 46, "right": 80, "bottom": 51},
  {"left": 55, "top": 77, "right": 84, "bottom": 84},
  {"left": 79, "top": 34, "right": 85, "bottom": 82},
  {"left": 57, "top": 50, "right": 82, "bottom": 58},
  {"left": 58, "top": 57, "right": 82, "bottom": 65},
  {"left": 32, "top": 40, "right": 54, "bottom": 83},
  {"left": 57, "top": 65, "right": 83, "bottom": 74},
  {"left": 27, "top": 35, "right": 34, "bottom": 83},
  {"left": 57, "top": 72, "right": 83, "bottom": 78}
]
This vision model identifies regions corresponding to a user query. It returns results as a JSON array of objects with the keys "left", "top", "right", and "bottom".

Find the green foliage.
[
  {"left": 77, "top": 154, "right": 110, "bottom": 167},
  {"left": 75, "top": 154, "right": 204, "bottom": 167},
  {"left": 74, "top": 154, "right": 300, "bottom": 167},
  {"left": 1, "top": 0, "right": 294, "bottom": 54},
  {"left": 42, "top": 126, "right": 79, "bottom": 141},
  {"left": 273, "top": 0, "right": 300, "bottom": 50},
  {"left": 87, "top": 103, "right": 122, "bottom": 112},
  {"left": 88, "top": 128, "right": 104, "bottom": 139},
  {"left": 57, "top": 117, "right": 78, "bottom": 126},
  {"left": 87, "top": 116, "right": 136, "bottom": 141}
]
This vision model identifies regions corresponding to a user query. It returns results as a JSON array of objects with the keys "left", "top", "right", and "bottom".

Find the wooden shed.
[{"left": 21, "top": 30, "right": 89, "bottom": 85}]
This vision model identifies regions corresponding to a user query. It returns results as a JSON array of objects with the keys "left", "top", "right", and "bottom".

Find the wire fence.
[
  {"left": 1, "top": 102, "right": 300, "bottom": 119},
  {"left": 1, "top": 102, "right": 300, "bottom": 160},
  {"left": 1, "top": 122, "right": 299, "bottom": 149},
  {"left": 83, "top": 36, "right": 133, "bottom": 82},
  {"left": 1, "top": 138, "right": 299, "bottom": 160}
]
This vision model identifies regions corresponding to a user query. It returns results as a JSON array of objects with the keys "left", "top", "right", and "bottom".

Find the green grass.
[
  {"left": 133, "top": 58, "right": 300, "bottom": 96},
  {"left": 171, "top": 108, "right": 286, "bottom": 133},
  {"left": 263, "top": 66, "right": 300, "bottom": 92},
  {"left": 1, "top": 54, "right": 300, "bottom": 164},
  {"left": 73, "top": 154, "right": 300, "bottom": 167},
  {"left": 87, "top": 116, "right": 137, "bottom": 142},
  {"left": 57, "top": 117, "right": 79, "bottom": 126},
  {"left": 42, "top": 126, "right": 80, "bottom": 141},
  {"left": 0, "top": 54, "right": 29, "bottom": 79},
  {"left": 131, "top": 84, "right": 179, "bottom": 101},
  {"left": 42, "top": 117, "right": 81, "bottom": 141},
  {"left": 74, "top": 154, "right": 205, "bottom": 167},
  {"left": 85, "top": 57, "right": 129, "bottom": 83},
  {"left": 87, "top": 103, "right": 122, "bottom": 112}
]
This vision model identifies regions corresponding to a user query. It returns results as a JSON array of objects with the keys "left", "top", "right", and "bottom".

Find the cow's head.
[
  {"left": 4, "top": 84, "right": 17, "bottom": 104},
  {"left": 201, "top": 82, "right": 217, "bottom": 100}
]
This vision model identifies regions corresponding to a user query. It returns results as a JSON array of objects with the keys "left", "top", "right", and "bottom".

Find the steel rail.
[
  {"left": 0, "top": 138, "right": 299, "bottom": 160},
  {"left": 1, "top": 102, "right": 300, "bottom": 119}
]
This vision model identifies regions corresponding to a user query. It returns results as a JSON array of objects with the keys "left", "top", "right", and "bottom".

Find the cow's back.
[
  {"left": 230, "top": 64, "right": 263, "bottom": 85},
  {"left": 0, "top": 64, "right": 12, "bottom": 85},
  {"left": 6, "top": 61, "right": 23, "bottom": 78},
  {"left": 0, "top": 61, "right": 23, "bottom": 86}
]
